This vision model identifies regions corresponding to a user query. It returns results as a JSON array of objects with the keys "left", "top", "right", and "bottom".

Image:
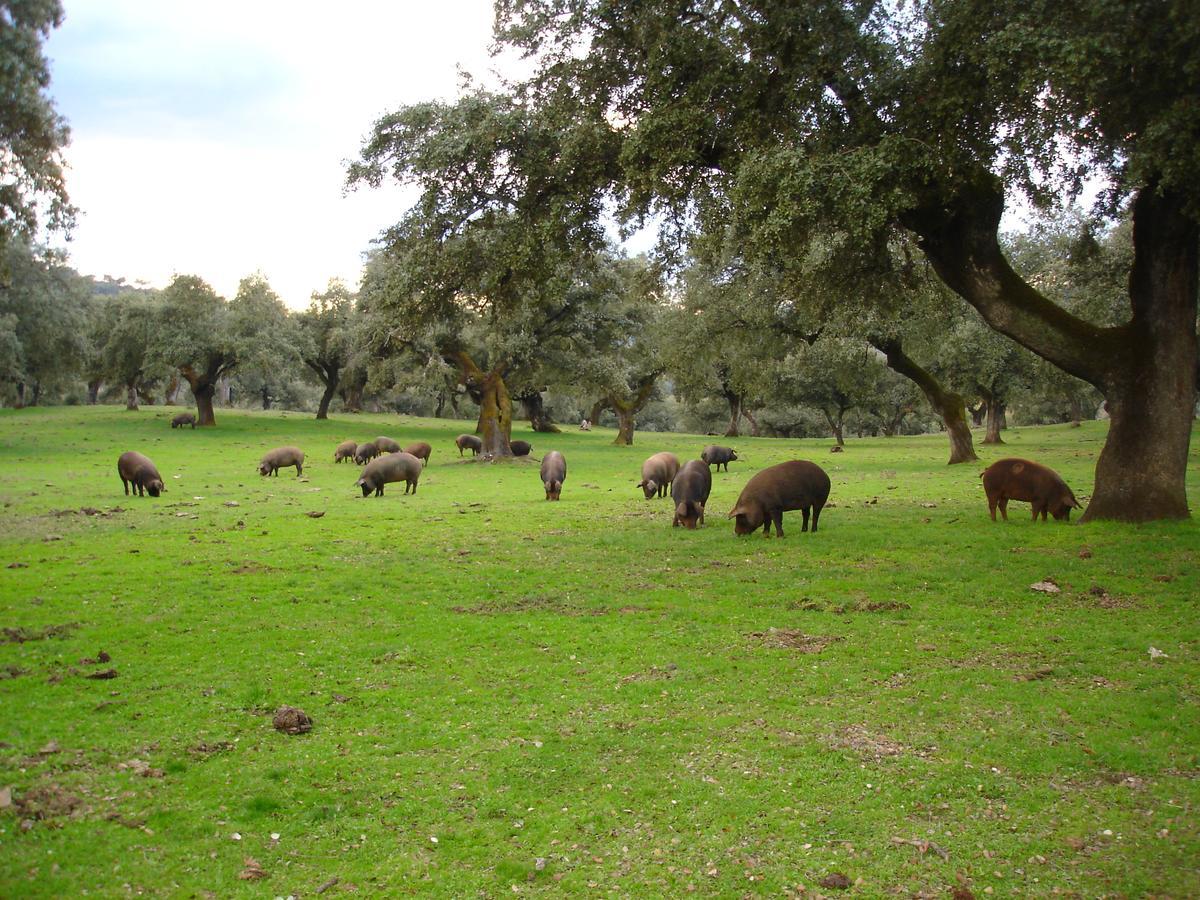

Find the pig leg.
[
  {"left": 772, "top": 510, "right": 785, "bottom": 537},
  {"left": 811, "top": 505, "right": 821, "bottom": 532},
  {"left": 122, "top": 477, "right": 130, "bottom": 496},
  {"left": 998, "top": 497, "right": 1009, "bottom": 521},
  {"left": 296, "top": 462, "right": 303, "bottom": 476},
  {"left": 801, "top": 507, "right": 811, "bottom": 532}
]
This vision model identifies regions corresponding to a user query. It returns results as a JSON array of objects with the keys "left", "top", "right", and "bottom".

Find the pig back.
[
  {"left": 540, "top": 451, "right": 566, "bottom": 484},
  {"left": 265, "top": 446, "right": 304, "bottom": 467},
  {"left": 365, "top": 451, "right": 422, "bottom": 484},
  {"left": 118, "top": 451, "right": 159, "bottom": 481},
  {"left": 671, "top": 459, "right": 712, "bottom": 504},
  {"left": 642, "top": 452, "right": 680, "bottom": 483},
  {"left": 375, "top": 436, "right": 401, "bottom": 453},
  {"left": 737, "top": 460, "right": 830, "bottom": 512}
]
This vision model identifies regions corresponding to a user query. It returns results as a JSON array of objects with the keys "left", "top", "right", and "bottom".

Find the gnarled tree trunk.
[
  {"left": 125, "top": 382, "right": 139, "bottom": 411},
  {"left": 871, "top": 338, "right": 978, "bottom": 464},
  {"left": 180, "top": 364, "right": 219, "bottom": 426},
  {"left": 454, "top": 351, "right": 512, "bottom": 456},
  {"left": 724, "top": 390, "right": 742, "bottom": 437},
  {"left": 909, "top": 181, "right": 1195, "bottom": 520},
  {"left": 519, "top": 391, "right": 561, "bottom": 433},
  {"left": 87, "top": 379, "right": 101, "bottom": 405},
  {"left": 607, "top": 371, "right": 661, "bottom": 446}
]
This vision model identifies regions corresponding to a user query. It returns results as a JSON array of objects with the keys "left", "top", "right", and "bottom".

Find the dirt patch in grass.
[
  {"left": 788, "top": 596, "right": 911, "bottom": 614},
  {"left": 747, "top": 629, "right": 843, "bottom": 652},
  {"left": 12, "top": 784, "right": 83, "bottom": 820},
  {"left": 824, "top": 724, "right": 912, "bottom": 761},
  {"left": 228, "top": 562, "right": 278, "bottom": 574},
  {"left": 452, "top": 594, "right": 609, "bottom": 616},
  {"left": 1, "top": 623, "right": 80, "bottom": 644}
]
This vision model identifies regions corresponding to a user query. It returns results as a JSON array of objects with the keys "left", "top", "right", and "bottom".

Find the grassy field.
[{"left": 1, "top": 405, "right": 1197, "bottom": 898}]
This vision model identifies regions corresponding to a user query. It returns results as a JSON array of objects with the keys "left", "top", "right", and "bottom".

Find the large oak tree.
[{"left": 489, "top": 0, "right": 1198, "bottom": 521}]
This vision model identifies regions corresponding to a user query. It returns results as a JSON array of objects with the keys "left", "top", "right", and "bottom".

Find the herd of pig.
[{"left": 122, "top": 421, "right": 1084, "bottom": 534}]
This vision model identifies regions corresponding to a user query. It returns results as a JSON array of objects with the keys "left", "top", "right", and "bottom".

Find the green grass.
[{"left": 1, "top": 405, "right": 1197, "bottom": 897}]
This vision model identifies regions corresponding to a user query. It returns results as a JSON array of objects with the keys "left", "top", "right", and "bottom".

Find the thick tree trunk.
[
  {"left": 607, "top": 372, "right": 660, "bottom": 446},
  {"left": 724, "top": 392, "right": 742, "bottom": 437},
  {"left": 87, "top": 380, "right": 101, "bottom": 404},
  {"left": 316, "top": 380, "right": 337, "bottom": 420},
  {"left": 613, "top": 405, "right": 636, "bottom": 445},
  {"left": 261, "top": 386, "right": 271, "bottom": 410},
  {"left": 434, "top": 391, "right": 446, "bottom": 418},
  {"left": 29, "top": 382, "right": 41, "bottom": 406},
  {"left": 14, "top": 382, "right": 26, "bottom": 409},
  {"left": 452, "top": 351, "right": 512, "bottom": 456},
  {"left": 742, "top": 407, "right": 761, "bottom": 437},
  {"left": 822, "top": 409, "right": 846, "bottom": 446},
  {"left": 908, "top": 179, "right": 1194, "bottom": 520},
  {"left": 181, "top": 366, "right": 218, "bottom": 426},
  {"left": 984, "top": 401, "right": 1005, "bottom": 444},
  {"left": 969, "top": 403, "right": 986, "bottom": 427},
  {"left": 588, "top": 399, "right": 608, "bottom": 425},
  {"left": 520, "top": 391, "right": 561, "bottom": 433},
  {"left": 1068, "top": 395, "right": 1083, "bottom": 427},
  {"left": 125, "top": 383, "right": 139, "bottom": 411},
  {"left": 1081, "top": 192, "right": 1197, "bottom": 521},
  {"left": 342, "top": 385, "right": 363, "bottom": 413},
  {"left": 872, "top": 338, "right": 978, "bottom": 463}
]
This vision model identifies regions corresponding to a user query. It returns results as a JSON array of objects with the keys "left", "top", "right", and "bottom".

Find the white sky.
[{"left": 46, "top": 0, "right": 506, "bottom": 308}]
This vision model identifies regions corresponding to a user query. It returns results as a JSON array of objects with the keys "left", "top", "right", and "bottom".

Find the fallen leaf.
[
  {"left": 237, "top": 857, "right": 268, "bottom": 880},
  {"left": 819, "top": 872, "right": 851, "bottom": 889}
]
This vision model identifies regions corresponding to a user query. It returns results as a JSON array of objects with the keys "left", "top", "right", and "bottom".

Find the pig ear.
[
  {"left": 636, "top": 480, "right": 646, "bottom": 488},
  {"left": 727, "top": 505, "right": 744, "bottom": 519}
]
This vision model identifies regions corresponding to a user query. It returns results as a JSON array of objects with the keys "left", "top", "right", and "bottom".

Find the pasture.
[{"left": 1, "top": 406, "right": 1197, "bottom": 897}]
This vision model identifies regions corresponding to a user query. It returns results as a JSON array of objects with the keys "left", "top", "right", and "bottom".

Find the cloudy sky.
[{"left": 45, "top": 0, "right": 505, "bottom": 308}]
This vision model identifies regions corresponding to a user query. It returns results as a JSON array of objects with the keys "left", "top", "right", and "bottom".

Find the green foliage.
[
  {"left": 1, "top": 406, "right": 1197, "bottom": 895},
  {"left": 0, "top": 0, "right": 74, "bottom": 254}
]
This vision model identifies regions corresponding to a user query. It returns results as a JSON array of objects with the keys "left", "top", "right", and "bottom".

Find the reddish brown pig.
[
  {"left": 170, "top": 413, "right": 196, "bottom": 429},
  {"left": 117, "top": 451, "right": 165, "bottom": 498},
  {"left": 981, "top": 458, "right": 1081, "bottom": 522},
  {"left": 456, "top": 434, "right": 482, "bottom": 457},
  {"left": 404, "top": 441, "right": 432, "bottom": 466},
  {"left": 728, "top": 460, "right": 830, "bottom": 537},
  {"left": 540, "top": 450, "right": 566, "bottom": 500},
  {"left": 671, "top": 459, "right": 712, "bottom": 528},
  {"left": 354, "top": 441, "right": 381, "bottom": 465},
  {"left": 334, "top": 440, "right": 357, "bottom": 463},
  {"left": 356, "top": 451, "right": 422, "bottom": 497},
  {"left": 637, "top": 452, "right": 680, "bottom": 499},
  {"left": 700, "top": 445, "right": 738, "bottom": 472},
  {"left": 374, "top": 436, "right": 401, "bottom": 453},
  {"left": 259, "top": 446, "right": 305, "bottom": 477}
]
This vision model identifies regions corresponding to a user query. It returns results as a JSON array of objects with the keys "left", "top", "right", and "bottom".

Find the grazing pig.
[
  {"left": 374, "top": 436, "right": 401, "bottom": 454},
  {"left": 637, "top": 452, "right": 680, "bottom": 499},
  {"left": 354, "top": 441, "right": 380, "bottom": 465},
  {"left": 259, "top": 446, "right": 305, "bottom": 477},
  {"left": 671, "top": 459, "right": 712, "bottom": 528},
  {"left": 700, "top": 445, "right": 738, "bottom": 472},
  {"left": 456, "top": 434, "right": 482, "bottom": 457},
  {"left": 540, "top": 450, "right": 566, "bottom": 500},
  {"left": 510, "top": 439, "right": 532, "bottom": 457},
  {"left": 729, "top": 460, "right": 831, "bottom": 537},
  {"left": 981, "top": 458, "right": 1081, "bottom": 522},
  {"left": 356, "top": 451, "right": 422, "bottom": 497},
  {"left": 170, "top": 412, "right": 196, "bottom": 429},
  {"left": 334, "top": 440, "right": 357, "bottom": 463},
  {"left": 117, "top": 451, "right": 165, "bottom": 498},
  {"left": 404, "top": 441, "right": 432, "bottom": 466}
]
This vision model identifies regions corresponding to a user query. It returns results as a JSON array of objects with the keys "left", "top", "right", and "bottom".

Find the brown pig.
[
  {"left": 456, "top": 434, "right": 482, "bottom": 457},
  {"left": 356, "top": 451, "right": 422, "bottom": 497},
  {"left": 259, "top": 446, "right": 305, "bottom": 477},
  {"left": 354, "top": 441, "right": 381, "bottom": 465},
  {"left": 404, "top": 441, "right": 432, "bottom": 466},
  {"left": 540, "top": 450, "right": 566, "bottom": 500},
  {"left": 334, "top": 440, "right": 357, "bottom": 463},
  {"left": 510, "top": 439, "right": 532, "bottom": 457},
  {"left": 700, "top": 445, "right": 738, "bottom": 472},
  {"left": 170, "top": 413, "right": 196, "bottom": 429},
  {"left": 374, "top": 436, "right": 401, "bottom": 454},
  {"left": 671, "top": 459, "right": 712, "bottom": 528},
  {"left": 981, "top": 458, "right": 1081, "bottom": 522},
  {"left": 637, "top": 452, "right": 680, "bottom": 499},
  {"left": 729, "top": 460, "right": 830, "bottom": 537},
  {"left": 117, "top": 451, "right": 165, "bottom": 498}
]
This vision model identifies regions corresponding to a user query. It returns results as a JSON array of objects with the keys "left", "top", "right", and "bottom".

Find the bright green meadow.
[{"left": 1, "top": 406, "right": 1197, "bottom": 897}]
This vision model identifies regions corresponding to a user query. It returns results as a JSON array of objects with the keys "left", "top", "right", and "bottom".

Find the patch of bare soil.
[
  {"left": 619, "top": 663, "right": 677, "bottom": 684},
  {"left": 1, "top": 623, "right": 79, "bottom": 644},
  {"left": 824, "top": 724, "right": 910, "bottom": 761},
  {"left": 747, "top": 629, "right": 843, "bottom": 652},
  {"left": 788, "top": 596, "right": 911, "bottom": 614},
  {"left": 452, "top": 595, "right": 609, "bottom": 617},
  {"left": 12, "top": 784, "right": 82, "bottom": 820},
  {"left": 189, "top": 741, "right": 235, "bottom": 756},
  {"left": 227, "top": 562, "right": 278, "bottom": 574}
]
